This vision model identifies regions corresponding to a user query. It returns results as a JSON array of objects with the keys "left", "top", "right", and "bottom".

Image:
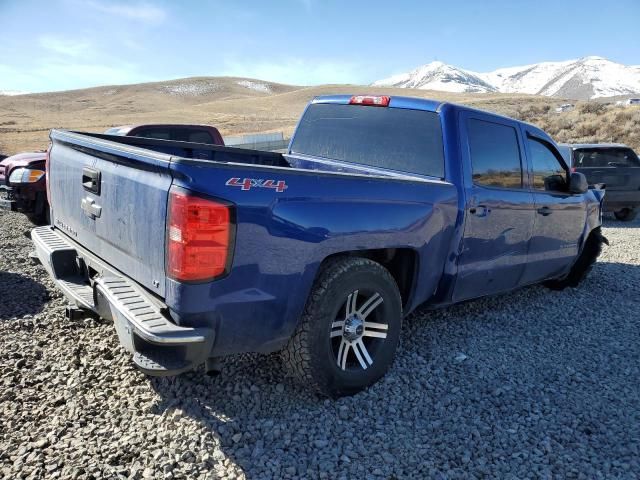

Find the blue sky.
[{"left": 0, "top": 0, "right": 638, "bottom": 93}]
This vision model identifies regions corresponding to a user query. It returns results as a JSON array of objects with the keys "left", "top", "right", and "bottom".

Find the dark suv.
[{"left": 560, "top": 143, "right": 640, "bottom": 221}]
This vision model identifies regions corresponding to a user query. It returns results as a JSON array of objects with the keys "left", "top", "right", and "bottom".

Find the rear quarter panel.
[{"left": 168, "top": 161, "right": 458, "bottom": 355}]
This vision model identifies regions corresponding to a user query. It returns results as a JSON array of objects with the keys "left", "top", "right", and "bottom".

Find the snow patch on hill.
[
  {"left": 0, "top": 90, "right": 28, "bottom": 96},
  {"left": 237, "top": 80, "right": 271, "bottom": 93},
  {"left": 160, "top": 82, "right": 220, "bottom": 96}
]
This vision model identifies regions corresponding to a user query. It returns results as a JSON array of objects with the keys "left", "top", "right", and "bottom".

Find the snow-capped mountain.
[
  {"left": 0, "top": 90, "right": 28, "bottom": 96},
  {"left": 373, "top": 57, "right": 640, "bottom": 100},
  {"left": 372, "top": 61, "right": 497, "bottom": 94}
]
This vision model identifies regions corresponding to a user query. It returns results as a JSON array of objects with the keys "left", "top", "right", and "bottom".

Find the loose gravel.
[{"left": 1, "top": 209, "right": 639, "bottom": 479}]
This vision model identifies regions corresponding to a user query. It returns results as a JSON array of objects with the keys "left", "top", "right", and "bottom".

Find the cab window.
[
  {"left": 134, "top": 128, "right": 171, "bottom": 140},
  {"left": 529, "top": 138, "right": 567, "bottom": 191}
]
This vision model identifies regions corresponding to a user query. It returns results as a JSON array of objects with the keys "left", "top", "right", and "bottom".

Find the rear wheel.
[
  {"left": 544, "top": 227, "right": 606, "bottom": 290},
  {"left": 614, "top": 208, "right": 637, "bottom": 222},
  {"left": 282, "top": 257, "right": 402, "bottom": 398}
]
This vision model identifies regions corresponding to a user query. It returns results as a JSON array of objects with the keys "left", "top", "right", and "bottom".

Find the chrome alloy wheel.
[{"left": 330, "top": 289, "right": 389, "bottom": 371}]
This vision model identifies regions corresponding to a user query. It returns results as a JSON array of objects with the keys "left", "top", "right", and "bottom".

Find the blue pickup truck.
[{"left": 33, "top": 95, "right": 605, "bottom": 397}]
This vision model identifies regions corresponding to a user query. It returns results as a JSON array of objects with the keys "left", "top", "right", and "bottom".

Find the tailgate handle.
[{"left": 82, "top": 168, "right": 101, "bottom": 195}]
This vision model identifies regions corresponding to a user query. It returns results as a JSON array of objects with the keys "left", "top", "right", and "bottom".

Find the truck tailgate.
[{"left": 49, "top": 130, "right": 172, "bottom": 297}]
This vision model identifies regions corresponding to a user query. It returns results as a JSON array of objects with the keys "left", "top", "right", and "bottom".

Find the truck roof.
[
  {"left": 105, "top": 123, "right": 223, "bottom": 135},
  {"left": 560, "top": 143, "right": 630, "bottom": 150},
  {"left": 311, "top": 95, "right": 552, "bottom": 142},
  {"left": 312, "top": 95, "right": 442, "bottom": 112}
]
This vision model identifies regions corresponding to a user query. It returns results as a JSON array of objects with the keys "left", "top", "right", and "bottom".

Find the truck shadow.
[
  {"left": 146, "top": 259, "right": 640, "bottom": 476},
  {"left": 0, "top": 271, "right": 49, "bottom": 319}
]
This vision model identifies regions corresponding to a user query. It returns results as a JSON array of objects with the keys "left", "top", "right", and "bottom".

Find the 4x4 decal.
[{"left": 226, "top": 177, "right": 288, "bottom": 193}]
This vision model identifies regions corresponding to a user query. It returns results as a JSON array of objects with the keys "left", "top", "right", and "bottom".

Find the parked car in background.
[
  {"left": 555, "top": 103, "right": 574, "bottom": 113},
  {"left": 559, "top": 143, "right": 640, "bottom": 221},
  {"left": 34, "top": 95, "right": 605, "bottom": 397},
  {"left": 625, "top": 98, "right": 640, "bottom": 106},
  {"left": 105, "top": 123, "right": 225, "bottom": 146},
  {"left": 0, "top": 124, "right": 226, "bottom": 225},
  {"left": 0, "top": 151, "right": 48, "bottom": 224}
]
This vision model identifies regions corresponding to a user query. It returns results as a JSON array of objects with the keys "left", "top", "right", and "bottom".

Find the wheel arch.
[{"left": 318, "top": 248, "right": 418, "bottom": 310}]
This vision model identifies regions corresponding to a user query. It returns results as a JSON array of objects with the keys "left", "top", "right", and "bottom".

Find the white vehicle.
[
  {"left": 555, "top": 103, "right": 574, "bottom": 113},
  {"left": 625, "top": 98, "right": 640, "bottom": 106}
]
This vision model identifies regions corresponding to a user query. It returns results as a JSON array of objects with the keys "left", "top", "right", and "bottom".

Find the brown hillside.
[{"left": 0, "top": 77, "right": 638, "bottom": 155}]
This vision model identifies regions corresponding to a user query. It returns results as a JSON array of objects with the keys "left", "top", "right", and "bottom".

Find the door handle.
[
  {"left": 469, "top": 205, "right": 489, "bottom": 217},
  {"left": 537, "top": 206, "right": 552, "bottom": 216}
]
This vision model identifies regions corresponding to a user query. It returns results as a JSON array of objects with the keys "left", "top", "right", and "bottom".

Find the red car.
[
  {"left": 104, "top": 124, "right": 225, "bottom": 145},
  {"left": 0, "top": 124, "right": 225, "bottom": 225},
  {"left": 0, "top": 151, "right": 48, "bottom": 224}
]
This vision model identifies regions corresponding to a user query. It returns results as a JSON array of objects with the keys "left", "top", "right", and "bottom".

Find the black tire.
[
  {"left": 282, "top": 257, "right": 402, "bottom": 398},
  {"left": 544, "top": 227, "right": 606, "bottom": 290},
  {"left": 27, "top": 196, "right": 49, "bottom": 225},
  {"left": 614, "top": 208, "right": 637, "bottom": 222},
  {"left": 27, "top": 210, "right": 49, "bottom": 226}
]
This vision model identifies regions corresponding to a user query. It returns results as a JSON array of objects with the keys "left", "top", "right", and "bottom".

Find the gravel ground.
[{"left": 1, "top": 209, "right": 639, "bottom": 479}]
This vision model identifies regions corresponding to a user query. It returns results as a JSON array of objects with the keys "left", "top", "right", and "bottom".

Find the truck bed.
[{"left": 77, "top": 131, "right": 291, "bottom": 167}]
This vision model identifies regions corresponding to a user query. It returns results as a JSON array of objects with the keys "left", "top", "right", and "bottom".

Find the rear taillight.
[
  {"left": 349, "top": 95, "right": 390, "bottom": 107},
  {"left": 45, "top": 143, "right": 52, "bottom": 202},
  {"left": 167, "top": 187, "right": 233, "bottom": 282}
]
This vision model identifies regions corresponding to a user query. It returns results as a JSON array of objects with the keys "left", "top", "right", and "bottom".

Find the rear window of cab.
[{"left": 290, "top": 103, "right": 445, "bottom": 178}]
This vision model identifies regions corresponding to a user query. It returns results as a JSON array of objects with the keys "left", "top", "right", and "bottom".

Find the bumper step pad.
[{"left": 31, "top": 226, "right": 215, "bottom": 376}]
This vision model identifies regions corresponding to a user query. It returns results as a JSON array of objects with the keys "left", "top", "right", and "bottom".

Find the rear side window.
[
  {"left": 574, "top": 148, "right": 640, "bottom": 168},
  {"left": 529, "top": 138, "right": 567, "bottom": 191},
  {"left": 468, "top": 119, "right": 522, "bottom": 188},
  {"left": 290, "top": 103, "right": 444, "bottom": 178},
  {"left": 132, "top": 128, "right": 215, "bottom": 144},
  {"left": 134, "top": 129, "right": 171, "bottom": 140},
  {"left": 187, "top": 130, "right": 214, "bottom": 144}
]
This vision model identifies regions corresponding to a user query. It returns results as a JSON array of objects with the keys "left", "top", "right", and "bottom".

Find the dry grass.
[
  {"left": 510, "top": 103, "right": 640, "bottom": 149},
  {"left": 1, "top": 76, "right": 638, "bottom": 155}
]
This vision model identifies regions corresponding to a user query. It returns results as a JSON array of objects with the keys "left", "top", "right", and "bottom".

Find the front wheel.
[
  {"left": 282, "top": 257, "right": 402, "bottom": 398},
  {"left": 614, "top": 208, "right": 637, "bottom": 222}
]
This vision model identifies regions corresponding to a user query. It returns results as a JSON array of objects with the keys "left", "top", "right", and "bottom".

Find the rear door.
[
  {"left": 520, "top": 133, "right": 586, "bottom": 284},
  {"left": 48, "top": 131, "right": 173, "bottom": 297},
  {"left": 453, "top": 112, "right": 536, "bottom": 302}
]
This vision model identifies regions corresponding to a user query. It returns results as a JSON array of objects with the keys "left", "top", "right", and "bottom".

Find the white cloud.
[
  {"left": 36, "top": 60, "right": 150, "bottom": 88},
  {"left": 38, "top": 35, "right": 94, "bottom": 58},
  {"left": 221, "top": 57, "right": 368, "bottom": 86},
  {"left": 85, "top": 1, "right": 167, "bottom": 24},
  {"left": 0, "top": 60, "right": 150, "bottom": 93}
]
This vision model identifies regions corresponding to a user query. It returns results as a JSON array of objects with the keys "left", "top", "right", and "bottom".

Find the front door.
[
  {"left": 453, "top": 113, "right": 536, "bottom": 302},
  {"left": 521, "top": 134, "right": 587, "bottom": 284}
]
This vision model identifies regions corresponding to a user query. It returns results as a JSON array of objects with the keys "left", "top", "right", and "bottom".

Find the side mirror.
[{"left": 569, "top": 172, "right": 588, "bottom": 194}]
